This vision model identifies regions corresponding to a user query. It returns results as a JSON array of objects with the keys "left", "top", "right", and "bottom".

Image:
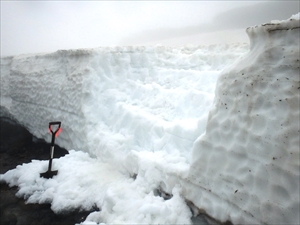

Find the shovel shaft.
[
  {"left": 48, "top": 158, "right": 53, "bottom": 171},
  {"left": 47, "top": 145, "right": 55, "bottom": 171},
  {"left": 47, "top": 133, "right": 56, "bottom": 171},
  {"left": 50, "top": 146, "right": 54, "bottom": 159},
  {"left": 51, "top": 133, "right": 56, "bottom": 146}
]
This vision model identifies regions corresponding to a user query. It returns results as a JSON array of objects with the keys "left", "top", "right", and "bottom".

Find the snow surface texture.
[
  {"left": 1, "top": 13, "right": 299, "bottom": 225},
  {"left": 0, "top": 44, "right": 249, "bottom": 225},
  {"left": 0, "top": 44, "right": 247, "bottom": 162},
  {"left": 0, "top": 150, "right": 194, "bottom": 224},
  {"left": 189, "top": 13, "right": 300, "bottom": 224}
]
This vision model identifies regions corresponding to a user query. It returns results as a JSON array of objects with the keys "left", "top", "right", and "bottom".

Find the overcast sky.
[{"left": 1, "top": 1, "right": 299, "bottom": 56}]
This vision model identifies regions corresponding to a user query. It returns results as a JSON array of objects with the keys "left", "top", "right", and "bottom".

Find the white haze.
[{"left": 1, "top": 1, "right": 299, "bottom": 56}]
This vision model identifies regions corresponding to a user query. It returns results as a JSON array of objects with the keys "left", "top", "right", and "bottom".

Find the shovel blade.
[{"left": 40, "top": 170, "right": 58, "bottom": 179}]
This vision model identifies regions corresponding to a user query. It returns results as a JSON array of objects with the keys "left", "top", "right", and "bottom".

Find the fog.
[{"left": 1, "top": 1, "right": 299, "bottom": 56}]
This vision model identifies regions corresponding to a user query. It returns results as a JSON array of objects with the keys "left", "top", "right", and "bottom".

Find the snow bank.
[
  {"left": 0, "top": 44, "right": 248, "bottom": 162},
  {"left": 188, "top": 13, "right": 300, "bottom": 224}
]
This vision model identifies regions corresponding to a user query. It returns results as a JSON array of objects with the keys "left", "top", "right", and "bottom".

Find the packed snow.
[
  {"left": 1, "top": 13, "right": 299, "bottom": 225},
  {"left": 0, "top": 44, "right": 248, "bottom": 163},
  {"left": 189, "top": 14, "right": 300, "bottom": 224}
]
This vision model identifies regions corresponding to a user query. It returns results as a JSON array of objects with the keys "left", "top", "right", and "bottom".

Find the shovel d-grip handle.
[
  {"left": 49, "top": 121, "right": 62, "bottom": 141},
  {"left": 49, "top": 121, "right": 61, "bottom": 134},
  {"left": 49, "top": 121, "right": 62, "bottom": 146}
]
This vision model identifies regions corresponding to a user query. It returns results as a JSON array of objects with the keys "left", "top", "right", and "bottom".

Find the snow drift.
[{"left": 1, "top": 13, "right": 299, "bottom": 225}]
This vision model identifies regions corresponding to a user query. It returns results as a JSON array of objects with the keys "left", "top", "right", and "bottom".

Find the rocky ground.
[{"left": 0, "top": 117, "right": 94, "bottom": 225}]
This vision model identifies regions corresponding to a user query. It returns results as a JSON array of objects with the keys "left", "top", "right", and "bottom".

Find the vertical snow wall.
[
  {"left": 188, "top": 14, "right": 300, "bottom": 224},
  {"left": 0, "top": 45, "right": 247, "bottom": 160}
]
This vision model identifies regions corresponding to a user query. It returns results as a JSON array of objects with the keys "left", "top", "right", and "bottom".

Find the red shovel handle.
[{"left": 49, "top": 121, "right": 62, "bottom": 136}]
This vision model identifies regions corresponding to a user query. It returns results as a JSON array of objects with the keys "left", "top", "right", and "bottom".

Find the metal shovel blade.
[{"left": 40, "top": 170, "right": 58, "bottom": 179}]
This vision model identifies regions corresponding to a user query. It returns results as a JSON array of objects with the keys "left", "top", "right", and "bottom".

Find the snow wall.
[
  {"left": 1, "top": 13, "right": 299, "bottom": 225},
  {"left": 187, "top": 14, "right": 300, "bottom": 224},
  {"left": 0, "top": 44, "right": 247, "bottom": 162}
]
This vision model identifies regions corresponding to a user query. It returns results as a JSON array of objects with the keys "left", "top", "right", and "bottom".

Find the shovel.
[{"left": 40, "top": 121, "right": 62, "bottom": 179}]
